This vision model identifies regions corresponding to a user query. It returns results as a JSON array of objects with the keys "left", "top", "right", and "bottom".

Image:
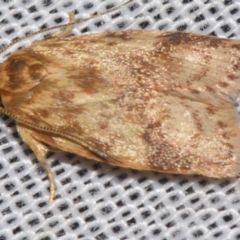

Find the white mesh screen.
[{"left": 0, "top": 0, "right": 240, "bottom": 240}]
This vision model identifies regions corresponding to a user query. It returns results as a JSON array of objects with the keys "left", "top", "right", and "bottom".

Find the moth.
[{"left": 1, "top": 0, "right": 240, "bottom": 202}]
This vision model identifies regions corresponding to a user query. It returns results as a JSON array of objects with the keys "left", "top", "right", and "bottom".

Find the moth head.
[{"left": 0, "top": 51, "right": 47, "bottom": 94}]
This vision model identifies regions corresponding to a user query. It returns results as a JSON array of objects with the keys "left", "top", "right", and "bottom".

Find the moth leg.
[
  {"left": 16, "top": 124, "right": 56, "bottom": 202},
  {"left": 50, "top": 12, "right": 75, "bottom": 38},
  {"left": 37, "top": 159, "right": 56, "bottom": 203}
]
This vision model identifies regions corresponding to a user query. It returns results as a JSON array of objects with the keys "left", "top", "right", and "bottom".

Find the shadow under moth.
[{"left": 0, "top": 0, "right": 240, "bottom": 202}]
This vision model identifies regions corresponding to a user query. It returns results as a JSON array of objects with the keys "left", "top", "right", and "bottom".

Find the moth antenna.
[
  {"left": 0, "top": 106, "right": 117, "bottom": 163},
  {"left": 0, "top": 0, "right": 133, "bottom": 55},
  {"left": 0, "top": 106, "right": 72, "bottom": 139}
]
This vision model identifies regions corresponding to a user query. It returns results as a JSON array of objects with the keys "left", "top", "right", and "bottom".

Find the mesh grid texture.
[{"left": 0, "top": 0, "right": 240, "bottom": 240}]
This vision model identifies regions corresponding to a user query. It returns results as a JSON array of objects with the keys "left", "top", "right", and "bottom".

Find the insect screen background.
[{"left": 0, "top": 0, "right": 240, "bottom": 239}]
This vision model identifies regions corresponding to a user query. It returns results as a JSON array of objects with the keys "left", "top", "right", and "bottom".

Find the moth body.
[{"left": 1, "top": 30, "right": 240, "bottom": 186}]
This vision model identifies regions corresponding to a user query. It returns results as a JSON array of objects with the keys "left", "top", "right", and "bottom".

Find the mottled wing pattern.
[{"left": 1, "top": 30, "right": 240, "bottom": 177}]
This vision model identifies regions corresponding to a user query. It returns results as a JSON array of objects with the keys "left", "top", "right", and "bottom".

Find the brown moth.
[{"left": 1, "top": 0, "right": 240, "bottom": 202}]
